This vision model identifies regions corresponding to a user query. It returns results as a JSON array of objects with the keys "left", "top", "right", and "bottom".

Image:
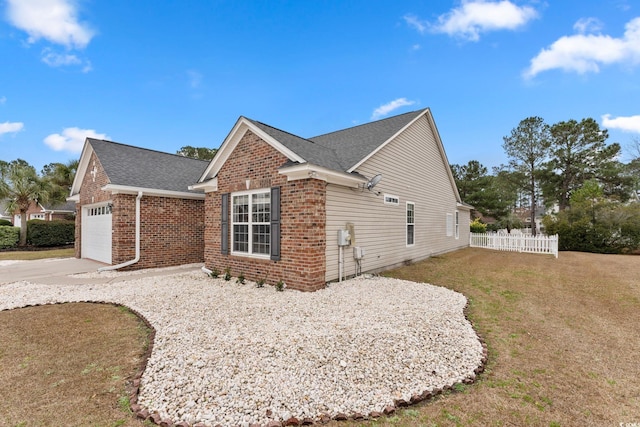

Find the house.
[
  {"left": 192, "top": 108, "right": 471, "bottom": 291},
  {"left": 0, "top": 199, "right": 13, "bottom": 224},
  {"left": 68, "top": 139, "right": 208, "bottom": 268},
  {"left": 12, "top": 200, "right": 76, "bottom": 227}
]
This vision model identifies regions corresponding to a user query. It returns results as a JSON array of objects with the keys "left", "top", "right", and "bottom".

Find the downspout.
[{"left": 98, "top": 191, "right": 143, "bottom": 272}]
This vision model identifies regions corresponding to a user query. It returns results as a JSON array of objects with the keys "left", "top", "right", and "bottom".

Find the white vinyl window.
[
  {"left": 232, "top": 190, "right": 270, "bottom": 257},
  {"left": 30, "top": 213, "right": 45, "bottom": 220},
  {"left": 406, "top": 202, "right": 415, "bottom": 246},
  {"left": 384, "top": 194, "right": 399, "bottom": 206},
  {"left": 446, "top": 213, "right": 453, "bottom": 237},
  {"left": 455, "top": 210, "right": 460, "bottom": 239}
]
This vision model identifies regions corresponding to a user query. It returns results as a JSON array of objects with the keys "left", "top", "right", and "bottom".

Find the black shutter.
[
  {"left": 221, "top": 193, "right": 229, "bottom": 255},
  {"left": 270, "top": 187, "right": 281, "bottom": 261}
]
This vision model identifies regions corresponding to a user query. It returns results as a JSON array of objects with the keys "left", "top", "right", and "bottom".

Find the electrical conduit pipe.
[{"left": 98, "top": 191, "right": 143, "bottom": 272}]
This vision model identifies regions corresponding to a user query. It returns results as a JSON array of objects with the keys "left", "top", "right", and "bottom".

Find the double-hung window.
[
  {"left": 406, "top": 202, "right": 415, "bottom": 246},
  {"left": 232, "top": 190, "right": 271, "bottom": 256}
]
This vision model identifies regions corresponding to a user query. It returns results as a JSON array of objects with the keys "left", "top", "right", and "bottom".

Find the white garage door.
[{"left": 81, "top": 204, "right": 112, "bottom": 264}]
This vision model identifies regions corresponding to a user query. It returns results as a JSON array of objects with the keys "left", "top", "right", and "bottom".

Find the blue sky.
[{"left": 1, "top": 0, "right": 639, "bottom": 174}]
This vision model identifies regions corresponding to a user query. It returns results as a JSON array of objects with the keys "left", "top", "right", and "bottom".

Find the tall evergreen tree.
[
  {"left": 502, "top": 117, "right": 551, "bottom": 235},
  {"left": 41, "top": 159, "right": 79, "bottom": 205},
  {"left": 546, "top": 118, "right": 611, "bottom": 211}
]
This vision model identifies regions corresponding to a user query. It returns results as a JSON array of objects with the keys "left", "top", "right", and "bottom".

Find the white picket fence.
[{"left": 470, "top": 232, "right": 559, "bottom": 258}]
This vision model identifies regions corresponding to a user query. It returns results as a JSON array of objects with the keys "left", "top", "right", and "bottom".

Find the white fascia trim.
[
  {"left": 279, "top": 163, "right": 366, "bottom": 188},
  {"left": 70, "top": 139, "right": 94, "bottom": 197},
  {"left": 347, "top": 109, "right": 429, "bottom": 173},
  {"left": 189, "top": 177, "right": 218, "bottom": 192},
  {"left": 198, "top": 117, "right": 306, "bottom": 182},
  {"left": 457, "top": 202, "right": 473, "bottom": 211},
  {"left": 67, "top": 194, "right": 80, "bottom": 202},
  {"left": 102, "top": 184, "right": 205, "bottom": 200}
]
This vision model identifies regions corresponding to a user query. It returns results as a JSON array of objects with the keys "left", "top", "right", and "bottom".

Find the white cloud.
[
  {"left": 44, "top": 127, "right": 108, "bottom": 153},
  {"left": 0, "top": 121, "right": 24, "bottom": 136},
  {"left": 6, "top": 0, "right": 94, "bottom": 49},
  {"left": 426, "top": 0, "right": 538, "bottom": 41},
  {"left": 41, "top": 49, "right": 81, "bottom": 66},
  {"left": 524, "top": 17, "right": 640, "bottom": 78},
  {"left": 602, "top": 114, "right": 640, "bottom": 133},
  {"left": 371, "top": 98, "right": 416, "bottom": 120},
  {"left": 404, "top": 14, "right": 427, "bottom": 34},
  {"left": 573, "top": 17, "right": 603, "bottom": 34},
  {"left": 40, "top": 48, "right": 92, "bottom": 72},
  {"left": 0, "top": 96, "right": 6, "bottom": 105}
]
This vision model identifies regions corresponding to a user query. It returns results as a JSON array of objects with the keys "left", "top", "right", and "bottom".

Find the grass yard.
[
  {"left": 0, "top": 303, "right": 150, "bottom": 427},
  {"left": 0, "top": 248, "right": 638, "bottom": 426},
  {"left": 0, "top": 247, "right": 75, "bottom": 260}
]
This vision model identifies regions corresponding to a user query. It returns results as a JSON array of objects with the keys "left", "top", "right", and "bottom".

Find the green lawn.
[{"left": 0, "top": 248, "right": 75, "bottom": 260}]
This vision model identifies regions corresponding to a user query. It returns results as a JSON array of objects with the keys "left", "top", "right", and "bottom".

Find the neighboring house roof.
[
  {"left": 70, "top": 139, "right": 209, "bottom": 200},
  {"left": 41, "top": 200, "right": 76, "bottom": 212}
]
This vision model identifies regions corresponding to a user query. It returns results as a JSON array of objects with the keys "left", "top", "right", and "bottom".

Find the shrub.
[
  {"left": 0, "top": 226, "right": 19, "bottom": 249},
  {"left": 236, "top": 273, "right": 245, "bottom": 284},
  {"left": 0, "top": 219, "right": 12, "bottom": 227},
  {"left": 26, "top": 220, "right": 75, "bottom": 247},
  {"left": 209, "top": 267, "right": 220, "bottom": 279},
  {"left": 224, "top": 267, "right": 232, "bottom": 281},
  {"left": 470, "top": 218, "right": 487, "bottom": 233},
  {"left": 275, "top": 280, "right": 285, "bottom": 292}
]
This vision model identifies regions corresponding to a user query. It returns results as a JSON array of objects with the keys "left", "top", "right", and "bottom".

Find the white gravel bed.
[
  {"left": 69, "top": 262, "right": 203, "bottom": 278},
  {"left": 0, "top": 272, "right": 483, "bottom": 427}
]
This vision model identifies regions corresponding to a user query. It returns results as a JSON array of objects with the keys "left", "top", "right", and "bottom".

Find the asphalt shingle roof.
[
  {"left": 88, "top": 139, "right": 209, "bottom": 193},
  {"left": 309, "top": 109, "right": 426, "bottom": 170},
  {"left": 246, "top": 119, "right": 347, "bottom": 171}
]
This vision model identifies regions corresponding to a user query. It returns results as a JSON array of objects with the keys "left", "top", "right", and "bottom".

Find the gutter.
[{"left": 98, "top": 191, "right": 143, "bottom": 272}]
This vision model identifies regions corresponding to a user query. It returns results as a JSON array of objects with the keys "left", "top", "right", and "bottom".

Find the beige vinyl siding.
[{"left": 325, "top": 114, "right": 469, "bottom": 282}]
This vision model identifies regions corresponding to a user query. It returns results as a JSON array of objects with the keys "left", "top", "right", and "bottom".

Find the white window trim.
[
  {"left": 231, "top": 188, "right": 271, "bottom": 259},
  {"left": 406, "top": 201, "right": 415, "bottom": 247},
  {"left": 446, "top": 213, "right": 453, "bottom": 237},
  {"left": 455, "top": 210, "right": 460, "bottom": 239},
  {"left": 384, "top": 194, "right": 399, "bottom": 206}
]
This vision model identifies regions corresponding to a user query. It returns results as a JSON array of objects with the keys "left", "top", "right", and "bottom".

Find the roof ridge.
[
  {"left": 309, "top": 108, "right": 427, "bottom": 140},
  {"left": 245, "top": 118, "right": 317, "bottom": 145},
  {"left": 88, "top": 138, "right": 210, "bottom": 164}
]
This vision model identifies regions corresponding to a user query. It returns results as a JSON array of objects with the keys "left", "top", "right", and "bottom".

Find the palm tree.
[{"left": 0, "top": 161, "right": 51, "bottom": 246}]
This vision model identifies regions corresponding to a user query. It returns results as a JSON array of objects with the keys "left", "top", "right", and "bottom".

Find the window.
[
  {"left": 30, "top": 213, "right": 45, "bottom": 220},
  {"left": 446, "top": 213, "right": 453, "bottom": 237},
  {"left": 406, "top": 202, "right": 415, "bottom": 246},
  {"left": 384, "top": 194, "right": 399, "bottom": 205},
  {"left": 455, "top": 211, "right": 459, "bottom": 239},
  {"left": 232, "top": 190, "right": 271, "bottom": 256}
]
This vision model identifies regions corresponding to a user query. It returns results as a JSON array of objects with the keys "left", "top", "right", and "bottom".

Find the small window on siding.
[
  {"left": 406, "top": 202, "right": 415, "bottom": 246},
  {"left": 384, "top": 194, "right": 399, "bottom": 205},
  {"left": 446, "top": 213, "right": 453, "bottom": 237},
  {"left": 455, "top": 210, "right": 459, "bottom": 239}
]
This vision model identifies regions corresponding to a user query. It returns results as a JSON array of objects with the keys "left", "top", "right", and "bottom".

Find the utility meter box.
[
  {"left": 353, "top": 246, "right": 365, "bottom": 259},
  {"left": 337, "top": 229, "right": 351, "bottom": 246}
]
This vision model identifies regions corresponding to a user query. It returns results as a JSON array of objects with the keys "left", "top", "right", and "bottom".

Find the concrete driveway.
[{"left": 0, "top": 258, "right": 104, "bottom": 285}]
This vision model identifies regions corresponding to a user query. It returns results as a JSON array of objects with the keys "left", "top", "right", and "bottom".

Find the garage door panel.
[{"left": 82, "top": 205, "right": 112, "bottom": 264}]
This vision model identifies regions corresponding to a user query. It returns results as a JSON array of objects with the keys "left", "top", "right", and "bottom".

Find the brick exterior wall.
[
  {"left": 204, "top": 130, "right": 327, "bottom": 291},
  {"left": 76, "top": 151, "right": 204, "bottom": 268}
]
